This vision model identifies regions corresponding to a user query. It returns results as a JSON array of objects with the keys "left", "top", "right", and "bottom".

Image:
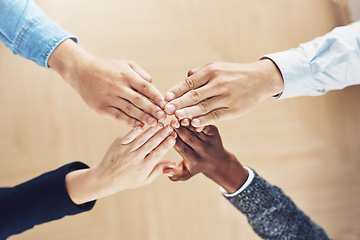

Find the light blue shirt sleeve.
[
  {"left": 264, "top": 20, "right": 360, "bottom": 99},
  {"left": 0, "top": 0, "right": 77, "bottom": 68}
]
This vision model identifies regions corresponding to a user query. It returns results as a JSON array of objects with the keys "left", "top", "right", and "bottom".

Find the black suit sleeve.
[{"left": 0, "top": 162, "right": 96, "bottom": 239}]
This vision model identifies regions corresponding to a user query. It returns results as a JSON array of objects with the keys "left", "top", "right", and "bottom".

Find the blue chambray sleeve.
[
  {"left": 263, "top": 20, "right": 360, "bottom": 99},
  {"left": 0, "top": 0, "right": 77, "bottom": 68}
]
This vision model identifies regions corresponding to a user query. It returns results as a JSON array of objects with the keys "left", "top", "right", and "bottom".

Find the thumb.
[
  {"left": 143, "top": 160, "right": 177, "bottom": 185},
  {"left": 163, "top": 161, "right": 191, "bottom": 181}
]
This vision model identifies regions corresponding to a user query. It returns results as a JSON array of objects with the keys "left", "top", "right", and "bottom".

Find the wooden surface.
[{"left": 1, "top": 0, "right": 359, "bottom": 239}]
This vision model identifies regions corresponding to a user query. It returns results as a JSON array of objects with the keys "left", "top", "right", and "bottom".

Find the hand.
[
  {"left": 48, "top": 39, "right": 167, "bottom": 127},
  {"left": 66, "top": 124, "right": 176, "bottom": 204},
  {"left": 164, "top": 60, "right": 284, "bottom": 127},
  {"left": 163, "top": 125, "right": 248, "bottom": 194}
]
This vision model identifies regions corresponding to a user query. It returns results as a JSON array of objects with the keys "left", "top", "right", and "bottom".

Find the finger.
[
  {"left": 195, "top": 127, "right": 204, "bottom": 132},
  {"left": 165, "top": 68, "right": 211, "bottom": 103},
  {"left": 163, "top": 161, "right": 191, "bottom": 181},
  {"left": 180, "top": 118, "right": 190, "bottom": 126},
  {"left": 165, "top": 84, "right": 219, "bottom": 116},
  {"left": 122, "top": 88, "right": 166, "bottom": 123},
  {"left": 170, "top": 118, "right": 180, "bottom": 129},
  {"left": 130, "top": 124, "right": 164, "bottom": 151},
  {"left": 111, "top": 97, "right": 160, "bottom": 126},
  {"left": 143, "top": 160, "right": 177, "bottom": 185},
  {"left": 202, "top": 125, "right": 219, "bottom": 136},
  {"left": 119, "top": 126, "right": 144, "bottom": 145},
  {"left": 173, "top": 130, "right": 197, "bottom": 158},
  {"left": 105, "top": 107, "right": 144, "bottom": 127},
  {"left": 128, "top": 61, "right": 152, "bottom": 83},
  {"left": 175, "top": 126, "right": 204, "bottom": 151},
  {"left": 137, "top": 125, "right": 175, "bottom": 157},
  {"left": 191, "top": 109, "right": 227, "bottom": 127},
  {"left": 174, "top": 96, "right": 226, "bottom": 120},
  {"left": 128, "top": 70, "right": 166, "bottom": 109},
  {"left": 178, "top": 124, "right": 207, "bottom": 142},
  {"left": 143, "top": 134, "right": 176, "bottom": 168},
  {"left": 187, "top": 66, "right": 203, "bottom": 77}
]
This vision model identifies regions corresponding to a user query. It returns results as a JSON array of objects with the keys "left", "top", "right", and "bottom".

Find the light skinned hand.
[
  {"left": 65, "top": 124, "right": 177, "bottom": 205},
  {"left": 48, "top": 39, "right": 167, "bottom": 127},
  {"left": 164, "top": 60, "right": 284, "bottom": 128},
  {"left": 163, "top": 125, "right": 248, "bottom": 194}
]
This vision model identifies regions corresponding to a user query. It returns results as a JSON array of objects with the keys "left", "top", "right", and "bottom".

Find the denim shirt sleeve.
[
  {"left": 0, "top": 0, "right": 77, "bottom": 68},
  {"left": 263, "top": 20, "right": 360, "bottom": 99}
]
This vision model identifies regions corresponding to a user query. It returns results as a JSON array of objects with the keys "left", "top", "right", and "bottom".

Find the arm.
[
  {"left": 0, "top": 162, "right": 95, "bottom": 239},
  {"left": 265, "top": 20, "right": 360, "bottom": 99},
  {"left": 164, "top": 124, "right": 329, "bottom": 239},
  {"left": 0, "top": 0, "right": 76, "bottom": 67},
  {"left": 164, "top": 20, "right": 360, "bottom": 128},
  {"left": 0, "top": 0, "right": 167, "bottom": 127},
  {"left": 223, "top": 168, "right": 329, "bottom": 240},
  {"left": 0, "top": 124, "right": 176, "bottom": 238}
]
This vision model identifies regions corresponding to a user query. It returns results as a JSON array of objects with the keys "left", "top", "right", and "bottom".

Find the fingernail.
[
  {"left": 165, "top": 104, "right": 176, "bottom": 114},
  {"left": 167, "top": 137, "right": 175, "bottom": 145},
  {"left": 135, "top": 121, "right": 143, "bottom": 126},
  {"left": 166, "top": 124, "right": 173, "bottom": 133},
  {"left": 171, "top": 119, "right": 180, "bottom": 129},
  {"left": 165, "top": 172, "right": 174, "bottom": 177},
  {"left": 156, "top": 111, "right": 165, "bottom": 120},
  {"left": 181, "top": 119, "right": 189, "bottom": 126},
  {"left": 135, "top": 126, "right": 143, "bottom": 133},
  {"left": 175, "top": 109, "right": 186, "bottom": 119},
  {"left": 158, "top": 122, "right": 164, "bottom": 128},
  {"left": 160, "top": 100, "right": 166, "bottom": 109},
  {"left": 166, "top": 92, "right": 175, "bottom": 101},
  {"left": 148, "top": 117, "right": 156, "bottom": 125},
  {"left": 192, "top": 118, "right": 201, "bottom": 127}
]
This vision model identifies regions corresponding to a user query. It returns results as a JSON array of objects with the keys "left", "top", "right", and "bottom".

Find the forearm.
[
  {"left": 65, "top": 165, "right": 123, "bottom": 205},
  {"left": 0, "top": 162, "right": 95, "bottom": 238},
  {"left": 203, "top": 152, "right": 249, "bottom": 194},
  {"left": 0, "top": 0, "right": 77, "bottom": 67},
  {"left": 225, "top": 169, "right": 329, "bottom": 239},
  {"left": 48, "top": 39, "right": 95, "bottom": 91},
  {"left": 264, "top": 20, "right": 360, "bottom": 99},
  {"left": 252, "top": 59, "right": 284, "bottom": 99}
]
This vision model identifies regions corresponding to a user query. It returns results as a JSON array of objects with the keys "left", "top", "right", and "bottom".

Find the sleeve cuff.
[
  {"left": 262, "top": 49, "right": 315, "bottom": 99},
  {"left": 14, "top": 15, "right": 77, "bottom": 68},
  {"left": 220, "top": 166, "right": 254, "bottom": 197}
]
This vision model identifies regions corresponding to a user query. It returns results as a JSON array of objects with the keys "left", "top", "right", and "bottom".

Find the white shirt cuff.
[
  {"left": 219, "top": 166, "right": 254, "bottom": 197},
  {"left": 262, "top": 49, "right": 314, "bottom": 99}
]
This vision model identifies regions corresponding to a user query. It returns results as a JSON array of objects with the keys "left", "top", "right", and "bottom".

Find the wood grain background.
[{"left": 1, "top": 0, "right": 359, "bottom": 239}]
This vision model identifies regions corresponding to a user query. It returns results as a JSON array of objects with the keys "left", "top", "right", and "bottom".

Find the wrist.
[
  {"left": 255, "top": 58, "right": 284, "bottom": 98},
  {"left": 203, "top": 152, "right": 248, "bottom": 194},
  {"left": 65, "top": 166, "right": 114, "bottom": 205},
  {"left": 48, "top": 39, "right": 96, "bottom": 91}
]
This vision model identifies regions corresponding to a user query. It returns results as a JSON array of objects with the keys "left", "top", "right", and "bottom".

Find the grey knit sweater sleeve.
[{"left": 224, "top": 169, "right": 329, "bottom": 240}]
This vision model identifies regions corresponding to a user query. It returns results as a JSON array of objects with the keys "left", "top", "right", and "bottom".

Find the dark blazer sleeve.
[
  {"left": 0, "top": 162, "right": 96, "bottom": 239},
  {"left": 224, "top": 169, "right": 329, "bottom": 240}
]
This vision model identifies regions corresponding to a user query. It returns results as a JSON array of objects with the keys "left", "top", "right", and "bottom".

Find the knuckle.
[
  {"left": 140, "top": 83, "right": 148, "bottom": 92},
  {"left": 210, "top": 110, "right": 222, "bottom": 120},
  {"left": 127, "top": 60, "right": 136, "bottom": 65},
  {"left": 190, "top": 90, "right": 200, "bottom": 102},
  {"left": 214, "top": 78, "right": 227, "bottom": 88},
  {"left": 185, "top": 76, "right": 195, "bottom": 90},
  {"left": 179, "top": 147, "right": 188, "bottom": 154},
  {"left": 132, "top": 95, "right": 141, "bottom": 103},
  {"left": 125, "top": 103, "right": 132, "bottom": 112},
  {"left": 187, "top": 135, "right": 195, "bottom": 143},
  {"left": 114, "top": 110, "right": 124, "bottom": 120},
  {"left": 199, "top": 101, "right": 209, "bottom": 112}
]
